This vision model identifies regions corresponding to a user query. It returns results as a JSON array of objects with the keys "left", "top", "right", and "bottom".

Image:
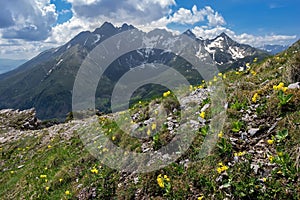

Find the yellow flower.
[
  {"left": 277, "top": 152, "right": 283, "bottom": 157},
  {"left": 189, "top": 85, "right": 193, "bottom": 91},
  {"left": 48, "top": 145, "right": 52, "bottom": 149},
  {"left": 199, "top": 111, "right": 205, "bottom": 119},
  {"left": 273, "top": 82, "right": 288, "bottom": 92},
  {"left": 253, "top": 57, "right": 258, "bottom": 62},
  {"left": 157, "top": 174, "right": 164, "bottom": 188},
  {"left": 250, "top": 70, "right": 257, "bottom": 76},
  {"left": 111, "top": 136, "right": 116, "bottom": 141},
  {"left": 246, "top": 63, "right": 250, "bottom": 67},
  {"left": 164, "top": 175, "right": 170, "bottom": 182},
  {"left": 45, "top": 187, "right": 50, "bottom": 191},
  {"left": 234, "top": 151, "right": 245, "bottom": 157},
  {"left": 147, "top": 128, "right": 151, "bottom": 136},
  {"left": 267, "top": 139, "right": 274, "bottom": 145},
  {"left": 109, "top": 128, "right": 112, "bottom": 132},
  {"left": 163, "top": 91, "right": 171, "bottom": 97},
  {"left": 151, "top": 123, "right": 157, "bottom": 130},
  {"left": 268, "top": 155, "right": 274, "bottom": 162},
  {"left": 65, "top": 190, "right": 70, "bottom": 195},
  {"left": 59, "top": 178, "right": 63, "bottom": 183},
  {"left": 252, "top": 93, "right": 259, "bottom": 103},
  {"left": 91, "top": 167, "right": 99, "bottom": 174},
  {"left": 10, "top": 171, "right": 14, "bottom": 174},
  {"left": 223, "top": 74, "right": 227, "bottom": 79},
  {"left": 235, "top": 71, "right": 240, "bottom": 75},
  {"left": 198, "top": 196, "right": 204, "bottom": 200},
  {"left": 218, "top": 131, "right": 223, "bottom": 138},
  {"left": 213, "top": 76, "right": 218, "bottom": 82},
  {"left": 218, "top": 72, "right": 223, "bottom": 77},
  {"left": 40, "top": 175, "right": 47, "bottom": 179},
  {"left": 139, "top": 101, "right": 142, "bottom": 104},
  {"left": 217, "top": 162, "right": 229, "bottom": 173},
  {"left": 262, "top": 178, "right": 267, "bottom": 182},
  {"left": 208, "top": 81, "right": 212, "bottom": 86},
  {"left": 282, "top": 87, "right": 288, "bottom": 92}
]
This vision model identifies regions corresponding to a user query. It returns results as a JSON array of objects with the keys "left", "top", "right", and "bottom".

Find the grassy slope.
[{"left": 0, "top": 42, "right": 299, "bottom": 199}]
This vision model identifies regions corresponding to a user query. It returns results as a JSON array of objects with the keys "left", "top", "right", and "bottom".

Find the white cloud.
[{"left": 0, "top": 0, "right": 57, "bottom": 41}]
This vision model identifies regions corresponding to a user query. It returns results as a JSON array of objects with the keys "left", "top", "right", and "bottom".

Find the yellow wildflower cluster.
[
  {"left": 252, "top": 93, "right": 259, "bottom": 103},
  {"left": 40, "top": 174, "right": 47, "bottom": 179},
  {"left": 147, "top": 128, "right": 151, "bottom": 136},
  {"left": 273, "top": 82, "right": 288, "bottom": 92},
  {"left": 151, "top": 123, "right": 157, "bottom": 130},
  {"left": 163, "top": 90, "right": 171, "bottom": 97},
  {"left": 267, "top": 139, "right": 274, "bottom": 145},
  {"left": 250, "top": 70, "right": 257, "bottom": 76},
  {"left": 65, "top": 190, "right": 70, "bottom": 195},
  {"left": 217, "top": 162, "right": 229, "bottom": 174},
  {"left": 198, "top": 196, "right": 204, "bottom": 200},
  {"left": 234, "top": 151, "right": 245, "bottom": 157},
  {"left": 218, "top": 131, "right": 223, "bottom": 138},
  {"left": 199, "top": 111, "right": 205, "bottom": 119},
  {"left": 91, "top": 167, "right": 99, "bottom": 174},
  {"left": 157, "top": 174, "right": 170, "bottom": 188}
]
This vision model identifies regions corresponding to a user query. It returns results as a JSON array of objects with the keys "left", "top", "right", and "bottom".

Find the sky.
[{"left": 0, "top": 0, "right": 299, "bottom": 60}]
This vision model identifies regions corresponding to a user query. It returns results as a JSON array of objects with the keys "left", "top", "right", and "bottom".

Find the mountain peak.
[
  {"left": 219, "top": 32, "right": 230, "bottom": 39},
  {"left": 183, "top": 29, "right": 196, "bottom": 39},
  {"left": 120, "top": 23, "right": 135, "bottom": 31},
  {"left": 93, "top": 22, "right": 117, "bottom": 34}
]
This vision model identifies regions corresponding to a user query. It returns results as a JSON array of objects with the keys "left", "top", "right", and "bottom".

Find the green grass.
[{"left": 1, "top": 42, "right": 300, "bottom": 199}]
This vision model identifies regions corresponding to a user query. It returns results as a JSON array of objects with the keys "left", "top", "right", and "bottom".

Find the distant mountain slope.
[
  {"left": 0, "top": 22, "right": 269, "bottom": 120},
  {"left": 0, "top": 59, "right": 27, "bottom": 74},
  {"left": 258, "top": 44, "right": 289, "bottom": 55}
]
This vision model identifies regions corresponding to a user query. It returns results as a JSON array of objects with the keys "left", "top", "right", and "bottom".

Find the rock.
[
  {"left": 248, "top": 128, "right": 259, "bottom": 136},
  {"left": 288, "top": 82, "right": 300, "bottom": 89},
  {"left": 241, "top": 132, "right": 248, "bottom": 140},
  {"left": 201, "top": 104, "right": 210, "bottom": 112},
  {"left": 251, "top": 164, "right": 260, "bottom": 174}
]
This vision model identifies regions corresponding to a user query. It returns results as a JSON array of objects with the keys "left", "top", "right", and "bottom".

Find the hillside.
[
  {"left": 0, "top": 22, "right": 269, "bottom": 120},
  {"left": 0, "top": 40, "right": 299, "bottom": 199}
]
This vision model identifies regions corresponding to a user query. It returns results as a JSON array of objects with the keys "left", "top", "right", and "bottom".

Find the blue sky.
[{"left": 0, "top": 0, "right": 299, "bottom": 59}]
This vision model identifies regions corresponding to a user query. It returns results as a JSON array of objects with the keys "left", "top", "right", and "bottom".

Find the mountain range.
[
  {"left": 258, "top": 44, "right": 289, "bottom": 55},
  {"left": 0, "top": 22, "right": 269, "bottom": 120}
]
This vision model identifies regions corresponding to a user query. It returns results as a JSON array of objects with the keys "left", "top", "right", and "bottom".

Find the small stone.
[
  {"left": 241, "top": 132, "right": 248, "bottom": 140},
  {"left": 288, "top": 82, "right": 300, "bottom": 89},
  {"left": 201, "top": 104, "right": 210, "bottom": 112},
  {"left": 248, "top": 128, "right": 259, "bottom": 136},
  {"left": 251, "top": 164, "right": 260, "bottom": 174}
]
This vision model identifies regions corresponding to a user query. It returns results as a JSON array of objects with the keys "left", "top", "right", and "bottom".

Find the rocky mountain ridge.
[{"left": 0, "top": 22, "right": 269, "bottom": 120}]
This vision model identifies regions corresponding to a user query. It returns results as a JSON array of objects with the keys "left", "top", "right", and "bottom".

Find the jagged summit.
[
  {"left": 0, "top": 22, "right": 269, "bottom": 120},
  {"left": 183, "top": 29, "right": 197, "bottom": 39}
]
